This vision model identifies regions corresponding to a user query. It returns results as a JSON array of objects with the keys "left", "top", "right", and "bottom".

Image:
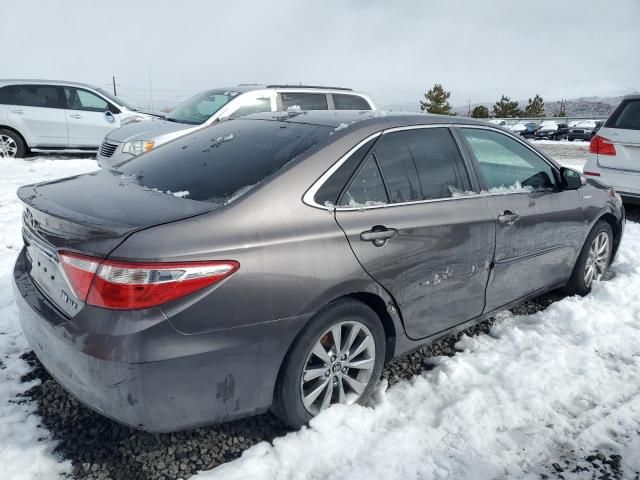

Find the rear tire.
[
  {"left": 564, "top": 220, "right": 613, "bottom": 296},
  {"left": 272, "top": 299, "right": 386, "bottom": 429},
  {"left": 0, "top": 129, "right": 26, "bottom": 159}
]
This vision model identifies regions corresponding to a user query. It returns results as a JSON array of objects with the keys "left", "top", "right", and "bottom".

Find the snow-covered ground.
[
  {"left": 1, "top": 153, "right": 639, "bottom": 480},
  {"left": 0, "top": 158, "right": 97, "bottom": 479}
]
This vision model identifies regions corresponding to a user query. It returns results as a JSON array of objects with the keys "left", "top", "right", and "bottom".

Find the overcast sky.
[{"left": 2, "top": 0, "right": 639, "bottom": 110}]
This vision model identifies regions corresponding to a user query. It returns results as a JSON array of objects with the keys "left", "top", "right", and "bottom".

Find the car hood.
[{"left": 106, "top": 118, "right": 196, "bottom": 143}]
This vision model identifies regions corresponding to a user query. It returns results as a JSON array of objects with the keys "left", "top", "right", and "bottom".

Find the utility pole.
[
  {"left": 467, "top": 99, "right": 471, "bottom": 117},
  {"left": 112, "top": 76, "right": 117, "bottom": 96},
  {"left": 148, "top": 69, "right": 155, "bottom": 110}
]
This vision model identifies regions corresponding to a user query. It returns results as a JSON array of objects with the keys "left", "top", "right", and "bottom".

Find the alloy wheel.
[
  {"left": 0, "top": 135, "right": 18, "bottom": 158},
  {"left": 584, "top": 231, "right": 610, "bottom": 288},
  {"left": 300, "top": 320, "right": 376, "bottom": 415}
]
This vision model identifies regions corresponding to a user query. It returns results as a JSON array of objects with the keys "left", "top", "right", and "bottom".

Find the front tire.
[
  {"left": 272, "top": 299, "right": 386, "bottom": 428},
  {"left": 564, "top": 220, "right": 613, "bottom": 296},
  {"left": 0, "top": 129, "right": 26, "bottom": 158}
]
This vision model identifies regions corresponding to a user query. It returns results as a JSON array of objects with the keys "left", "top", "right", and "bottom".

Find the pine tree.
[
  {"left": 420, "top": 83, "right": 454, "bottom": 115},
  {"left": 471, "top": 105, "right": 489, "bottom": 118},
  {"left": 493, "top": 95, "right": 521, "bottom": 118},
  {"left": 523, "top": 94, "right": 545, "bottom": 118}
]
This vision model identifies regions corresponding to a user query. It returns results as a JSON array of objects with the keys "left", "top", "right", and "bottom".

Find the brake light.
[
  {"left": 589, "top": 135, "right": 616, "bottom": 156},
  {"left": 58, "top": 251, "right": 239, "bottom": 310}
]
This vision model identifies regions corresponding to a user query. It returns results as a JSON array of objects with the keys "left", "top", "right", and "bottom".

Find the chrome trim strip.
[
  {"left": 303, "top": 123, "right": 557, "bottom": 212},
  {"left": 302, "top": 132, "right": 382, "bottom": 209}
]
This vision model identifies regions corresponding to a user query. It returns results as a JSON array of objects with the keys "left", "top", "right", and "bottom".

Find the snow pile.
[
  {"left": 449, "top": 181, "right": 534, "bottom": 198},
  {"left": 197, "top": 223, "right": 640, "bottom": 479},
  {"left": 0, "top": 158, "right": 97, "bottom": 480}
]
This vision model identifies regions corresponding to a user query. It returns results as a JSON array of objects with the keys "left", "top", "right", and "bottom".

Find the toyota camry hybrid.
[{"left": 14, "top": 111, "right": 624, "bottom": 432}]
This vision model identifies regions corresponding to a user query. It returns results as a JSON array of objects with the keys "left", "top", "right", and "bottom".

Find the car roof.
[
  {"left": 0, "top": 79, "right": 106, "bottom": 89},
  {"left": 237, "top": 110, "right": 493, "bottom": 129}
]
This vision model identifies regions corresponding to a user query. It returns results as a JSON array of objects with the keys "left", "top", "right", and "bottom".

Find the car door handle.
[
  {"left": 498, "top": 210, "right": 520, "bottom": 225},
  {"left": 360, "top": 226, "right": 397, "bottom": 247},
  {"left": 10, "top": 109, "right": 24, "bottom": 114},
  {"left": 69, "top": 114, "right": 83, "bottom": 119}
]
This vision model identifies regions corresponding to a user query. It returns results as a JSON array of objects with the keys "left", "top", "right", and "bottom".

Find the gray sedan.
[{"left": 14, "top": 111, "right": 624, "bottom": 432}]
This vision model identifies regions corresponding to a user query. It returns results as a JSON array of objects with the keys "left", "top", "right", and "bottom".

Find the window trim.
[{"left": 303, "top": 124, "right": 562, "bottom": 212}]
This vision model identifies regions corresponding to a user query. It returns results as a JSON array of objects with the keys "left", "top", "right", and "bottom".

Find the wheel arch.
[
  {"left": 598, "top": 212, "right": 622, "bottom": 261},
  {"left": 0, "top": 125, "right": 29, "bottom": 149}
]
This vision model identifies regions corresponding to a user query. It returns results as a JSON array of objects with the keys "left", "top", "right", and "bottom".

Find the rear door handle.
[
  {"left": 10, "top": 109, "right": 24, "bottom": 114},
  {"left": 498, "top": 210, "right": 520, "bottom": 225},
  {"left": 69, "top": 114, "right": 83, "bottom": 119},
  {"left": 360, "top": 226, "right": 397, "bottom": 247}
]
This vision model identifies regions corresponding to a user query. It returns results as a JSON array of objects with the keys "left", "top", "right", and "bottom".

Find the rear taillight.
[
  {"left": 58, "top": 251, "right": 239, "bottom": 310},
  {"left": 589, "top": 135, "right": 616, "bottom": 156}
]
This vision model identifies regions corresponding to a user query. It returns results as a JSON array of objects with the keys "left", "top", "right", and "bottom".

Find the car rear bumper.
[{"left": 13, "top": 249, "right": 307, "bottom": 432}]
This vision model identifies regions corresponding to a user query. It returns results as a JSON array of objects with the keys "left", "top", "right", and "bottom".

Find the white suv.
[
  {"left": 583, "top": 95, "right": 640, "bottom": 204},
  {"left": 96, "top": 84, "right": 375, "bottom": 168},
  {"left": 0, "top": 79, "right": 156, "bottom": 158}
]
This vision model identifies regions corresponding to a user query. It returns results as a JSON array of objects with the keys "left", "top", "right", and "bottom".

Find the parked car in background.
[
  {"left": 15, "top": 111, "right": 623, "bottom": 432},
  {"left": 489, "top": 119, "right": 508, "bottom": 127},
  {"left": 568, "top": 120, "right": 603, "bottom": 141},
  {"left": 510, "top": 122, "right": 539, "bottom": 138},
  {"left": 534, "top": 122, "right": 569, "bottom": 140},
  {"left": 96, "top": 85, "right": 376, "bottom": 168},
  {"left": 0, "top": 79, "right": 156, "bottom": 158},
  {"left": 584, "top": 95, "right": 640, "bottom": 204}
]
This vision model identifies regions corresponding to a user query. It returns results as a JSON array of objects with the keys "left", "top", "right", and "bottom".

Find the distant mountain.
[
  {"left": 379, "top": 93, "right": 638, "bottom": 118},
  {"left": 448, "top": 92, "right": 639, "bottom": 118}
]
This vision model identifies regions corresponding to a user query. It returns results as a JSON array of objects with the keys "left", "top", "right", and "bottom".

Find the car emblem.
[{"left": 24, "top": 208, "right": 39, "bottom": 230}]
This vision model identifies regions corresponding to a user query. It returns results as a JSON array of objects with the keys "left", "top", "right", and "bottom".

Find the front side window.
[
  {"left": 333, "top": 94, "right": 371, "bottom": 110},
  {"left": 165, "top": 90, "right": 239, "bottom": 125},
  {"left": 64, "top": 87, "right": 109, "bottom": 112},
  {"left": 373, "top": 128, "right": 471, "bottom": 203},
  {"left": 2, "top": 84, "right": 63, "bottom": 108},
  {"left": 461, "top": 128, "right": 556, "bottom": 192},
  {"left": 281, "top": 93, "right": 328, "bottom": 110},
  {"left": 228, "top": 95, "right": 272, "bottom": 119},
  {"left": 339, "top": 155, "right": 388, "bottom": 207}
]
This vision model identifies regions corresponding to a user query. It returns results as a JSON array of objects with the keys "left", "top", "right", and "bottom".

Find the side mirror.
[{"left": 561, "top": 167, "right": 586, "bottom": 190}]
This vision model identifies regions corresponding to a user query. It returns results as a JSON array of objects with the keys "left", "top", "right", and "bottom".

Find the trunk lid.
[{"left": 18, "top": 169, "right": 215, "bottom": 316}]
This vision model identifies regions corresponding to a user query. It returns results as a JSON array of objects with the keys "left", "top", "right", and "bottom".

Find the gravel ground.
[{"left": 534, "top": 139, "right": 590, "bottom": 164}]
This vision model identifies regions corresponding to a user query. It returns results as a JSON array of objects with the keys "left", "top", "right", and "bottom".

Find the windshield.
[
  {"left": 575, "top": 121, "right": 596, "bottom": 128},
  {"left": 165, "top": 89, "right": 240, "bottom": 125},
  {"left": 96, "top": 88, "right": 140, "bottom": 111}
]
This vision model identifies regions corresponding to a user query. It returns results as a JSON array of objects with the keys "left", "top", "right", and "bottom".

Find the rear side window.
[
  {"left": 313, "top": 136, "right": 378, "bottom": 206},
  {"left": 0, "top": 84, "right": 63, "bottom": 108},
  {"left": 340, "top": 156, "right": 388, "bottom": 206},
  {"left": 605, "top": 99, "right": 640, "bottom": 130},
  {"left": 373, "top": 128, "right": 471, "bottom": 203},
  {"left": 281, "top": 93, "right": 328, "bottom": 110},
  {"left": 333, "top": 94, "right": 371, "bottom": 110},
  {"left": 119, "top": 120, "right": 331, "bottom": 204}
]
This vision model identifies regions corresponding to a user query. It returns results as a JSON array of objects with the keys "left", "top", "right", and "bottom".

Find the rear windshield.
[
  {"left": 605, "top": 99, "right": 640, "bottom": 131},
  {"left": 118, "top": 119, "right": 331, "bottom": 204}
]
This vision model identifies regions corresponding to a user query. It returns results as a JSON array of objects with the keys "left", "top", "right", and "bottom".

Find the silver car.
[
  {"left": 96, "top": 84, "right": 376, "bottom": 168},
  {"left": 0, "top": 79, "right": 156, "bottom": 158}
]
